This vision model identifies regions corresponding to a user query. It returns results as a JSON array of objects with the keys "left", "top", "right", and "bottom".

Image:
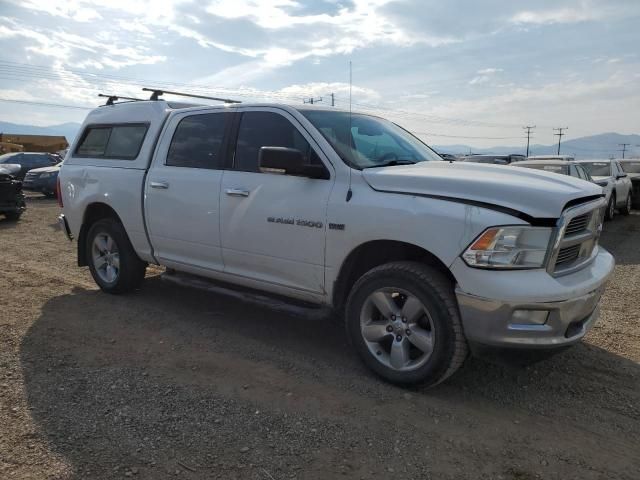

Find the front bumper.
[
  {"left": 22, "top": 178, "right": 56, "bottom": 193},
  {"left": 453, "top": 246, "right": 615, "bottom": 348}
]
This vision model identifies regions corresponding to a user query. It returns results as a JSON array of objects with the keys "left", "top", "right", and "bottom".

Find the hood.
[
  {"left": 28, "top": 164, "right": 61, "bottom": 174},
  {"left": 0, "top": 164, "right": 21, "bottom": 176},
  {"left": 361, "top": 162, "right": 603, "bottom": 219}
]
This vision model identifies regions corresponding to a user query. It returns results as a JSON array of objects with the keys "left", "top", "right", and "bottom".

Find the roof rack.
[
  {"left": 142, "top": 87, "right": 241, "bottom": 104},
  {"left": 98, "top": 94, "right": 145, "bottom": 106}
]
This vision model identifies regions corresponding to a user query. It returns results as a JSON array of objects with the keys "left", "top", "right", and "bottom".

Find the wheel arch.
[
  {"left": 77, "top": 202, "right": 124, "bottom": 267},
  {"left": 332, "top": 240, "right": 456, "bottom": 311}
]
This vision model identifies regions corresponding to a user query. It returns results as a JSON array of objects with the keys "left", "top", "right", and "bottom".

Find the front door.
[
  {"left": 220, "top": 109, "right": 334, "bottom": 294},
  {"left": 145, "top": 111, "right": 231, "bottom": 272}
]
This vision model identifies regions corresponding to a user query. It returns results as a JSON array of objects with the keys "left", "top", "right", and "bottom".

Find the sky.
[{"left": 0, "top": 0, "right": 639, "bottom": 149}]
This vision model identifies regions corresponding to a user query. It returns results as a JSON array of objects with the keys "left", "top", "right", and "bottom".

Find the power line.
[
  {"left": 0, "top": 97, "right": 92, "bottom": 109},
  {"left": 553, "top": 127, "right": 568, "bottom": 155},
  {"left": 523, "top": 125, "right": 536, "bottom": 157}
]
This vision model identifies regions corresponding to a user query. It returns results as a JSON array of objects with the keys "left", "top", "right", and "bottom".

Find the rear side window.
[
  {"left": 75, "top": 124, "right": 148, "bottom": 159},
  {"left": 166, "top": 113, "right": 229, "bottom": 169}
]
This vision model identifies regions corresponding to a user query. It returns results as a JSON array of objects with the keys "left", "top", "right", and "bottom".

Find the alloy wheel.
[
  {"left": 91, "top": 232, "right": 120, "bottom": 284},
  {"left": 359, "top": 288, "right": 435, "bottom": 372}
]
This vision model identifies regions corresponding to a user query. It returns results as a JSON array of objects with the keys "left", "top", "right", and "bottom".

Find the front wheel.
[
  {"left": 620, "top": 194, "right": 632, "bottom": 216},
  {"left": 345, "top": 261, "right": 468, "bottom": 387},
  {"left": 86, "top": 218, "right": 147, "bottom": 294}
]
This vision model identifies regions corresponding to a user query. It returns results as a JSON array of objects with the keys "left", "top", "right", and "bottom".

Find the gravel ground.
[{"left": 1, "top": 196, "right": 639, "bottom": 480}]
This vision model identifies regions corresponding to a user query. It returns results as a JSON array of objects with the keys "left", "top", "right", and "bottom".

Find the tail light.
[{"left": 56, "top": 176, "right": 63, "bottom": 207}]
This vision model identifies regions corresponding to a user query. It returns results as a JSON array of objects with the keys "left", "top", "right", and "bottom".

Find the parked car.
[
  {"left": 512, "top": 160, "right": 612, "bottom": 219},
  {"left": 459, "top": 154, "right": 526, "bottom": 165},
  {"left": 58, "top": 99, "right": 614, "bottom": 387},
  {"left": 0, "top": 167, "right": 26, "bottom": 220},
  {"left": 575, "top": 159, "right": 632, "bottom": 219},
  {"left": 22, "top": 162, "right": 61, "bottom": 197},
  {"left": 527, "top": 155, "right": 575, "bottom": 162},
  {"left": 0, "top": 152, "right": 59, "bottom": 180},
  {"left": 619, "top": 159, "right": 640, "bottom": 208}
]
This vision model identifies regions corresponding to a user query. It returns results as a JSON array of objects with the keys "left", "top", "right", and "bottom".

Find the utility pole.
[
  {"left": 619, "top": 143, "right": 631, "bottom": 159},
  {"left": 329, "top": 93, "right": 335, "bottom": 107},
  {"left": 553, "top": 127, "right": 568, "bottom": 155},
  {"left": 523, "top": 125, "right": 536, "bottom": 157},
  {"left": 303, "top": 96, "right": 322, "bottom": 105}
]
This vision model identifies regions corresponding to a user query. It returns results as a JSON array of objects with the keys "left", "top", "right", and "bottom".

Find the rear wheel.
[
  {"left": 345, "top": 261, "right": 468, "bottom": 387},
  {"left": 620, "top": 194, "right": 632, "bottom": 216},
  {"left": 605, "top": 194, "right": 616, "bottom": 221},
  {"left": 86, "top": 218, "right": 147, "bottom": 294}
]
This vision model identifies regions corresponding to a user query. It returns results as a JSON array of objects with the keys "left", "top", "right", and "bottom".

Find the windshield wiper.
[{"left": 364, "top": 160, "right": 417, "bottom": 169}]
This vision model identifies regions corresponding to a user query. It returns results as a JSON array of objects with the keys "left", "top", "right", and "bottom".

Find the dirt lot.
[{"left": 1, "top": 196, "right": 639, "bottom": 480}]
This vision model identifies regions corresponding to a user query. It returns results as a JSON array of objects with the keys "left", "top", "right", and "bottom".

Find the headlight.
[
  {"left": 462, "top": 226, "right": 553, "bottom": 269},
  {"left": 39, "top": 172, "right": 55, "bottom": 178}
]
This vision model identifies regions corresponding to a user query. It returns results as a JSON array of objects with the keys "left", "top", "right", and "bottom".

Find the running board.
[{"left": 160, "top": 270, "right": 334, "bottom": 321}]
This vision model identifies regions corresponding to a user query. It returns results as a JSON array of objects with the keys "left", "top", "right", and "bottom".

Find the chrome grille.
[
  {"left": 556, "top": 245, "right": 580, "bottom": 265},
  {"left": 565, "top": 213, "right": 589, "bottom": 235},
  {"left": 24, "top": 172, "right": 37, "bottom": 180},
  {"left": 549, "top": 199, "right": 605, "bottom": 276}
]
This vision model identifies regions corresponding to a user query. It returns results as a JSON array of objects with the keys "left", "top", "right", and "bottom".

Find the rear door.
[
  {"left": 219, "top": 108, "right": 334, "bottom": 295},
  {"left": 145, "top": 110, "right": 232, "bottom": 272},
  {"left": 613, "top": 161, "right": 631, "bottom": 204}
]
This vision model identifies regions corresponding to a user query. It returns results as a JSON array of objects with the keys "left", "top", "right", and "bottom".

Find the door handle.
[
  {"left": 225, "top": 188, "right": 250, "bottom": 197},
  {"left": 150, "top": 181, "right": 169, "bottom": 189}
]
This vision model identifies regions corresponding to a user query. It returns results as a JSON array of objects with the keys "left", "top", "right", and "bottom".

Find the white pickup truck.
[{"left": 58, "top": 97, "right": 614, "bottom": 386}]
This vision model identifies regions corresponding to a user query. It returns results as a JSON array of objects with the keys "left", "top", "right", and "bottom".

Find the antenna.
[
  {"left": 346, "top": 61, "right": 353, "bottom": 202},
  {"left": 98, "top": 94, "right": 145, "bottom": 106},
  {"left": 142, "top": 88, "right": 241, "bottom": 104}
]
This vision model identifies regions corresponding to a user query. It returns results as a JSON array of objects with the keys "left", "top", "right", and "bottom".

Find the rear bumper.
[
  {"left": 453, "top": 247, "right": 615, "bottom": 348},
  {"left": 58, "top": 214, "right": 73, "bottom": 240}
]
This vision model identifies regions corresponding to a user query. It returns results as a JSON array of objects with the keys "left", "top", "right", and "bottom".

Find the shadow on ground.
[{"left": 20, "top": 276, "right": 640, "bottom": 479}]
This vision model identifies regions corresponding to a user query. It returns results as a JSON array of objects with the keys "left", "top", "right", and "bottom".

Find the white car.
[
  {"left": 575, "top": 159, "right": 633, "bottom": 220},
  {"left": 58, "top": 97, "right": 614, "bottom": 386}
]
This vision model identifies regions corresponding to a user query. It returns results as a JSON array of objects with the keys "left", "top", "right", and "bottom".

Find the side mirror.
[
  {"left": 259, "top": 147, "right": 328, "bottom": 179},
  {"left": 616, "top": 173, "right": 627, "bottom": 179}
]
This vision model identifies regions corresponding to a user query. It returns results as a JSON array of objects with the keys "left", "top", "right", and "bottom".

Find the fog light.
[{"left": 511, "top": 309, "right": 549, "bottom": 325}]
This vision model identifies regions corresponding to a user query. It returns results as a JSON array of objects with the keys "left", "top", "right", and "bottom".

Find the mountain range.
[{"left": 1, "top": 120, "right": 638, "bottom": 160}]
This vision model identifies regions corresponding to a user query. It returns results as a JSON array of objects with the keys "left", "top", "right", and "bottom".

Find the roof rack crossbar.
[
  {"left": 98, "top": 94, "right": 145, "bottom": 106},
  {"left": 142, "top": 87, "right": 241, "bottom": 104}
]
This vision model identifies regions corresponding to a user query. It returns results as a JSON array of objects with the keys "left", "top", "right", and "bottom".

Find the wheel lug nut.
[
  {"left": 406, "top": 329, "right": 411, "bottom": 336},
  {"left": 396, "top": 335, "right": 402, "bottom": 342},
  {"left": 391, "top": 315, "right": 396, "bottom": 321},
  {"left": 386, "top": 325, "right": 393, "bottom": 333},
  {"left": 401, "top": 317, "right": 407, "bottom": 323}
]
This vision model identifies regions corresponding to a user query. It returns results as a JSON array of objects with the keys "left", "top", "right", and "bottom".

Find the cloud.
[{"left": 469, "top": 67, "right": 503, "bottom": 85}]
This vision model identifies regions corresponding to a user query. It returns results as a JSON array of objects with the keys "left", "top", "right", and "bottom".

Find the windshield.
[
  {"left": 580, "top": 162, "right": 611, "bottom": 177},
  {"left": 520, "top": 164, "right": 568, "bottom": 175},
  {"left": 0, "top": 153, "right": 20, "bottom": 164},
  {"left": 300, "top": 110, "right": 442, "bottom": 168},
  {"left": 621, "top": 162, "right": 640, "bottom": 174}
]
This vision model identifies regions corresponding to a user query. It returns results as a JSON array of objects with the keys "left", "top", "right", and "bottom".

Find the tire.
[
  {"left": 605, "top": 193, "right": 616, "bottom": 221},
  {"left": 619, "top": 194, "right": 632, "bottom": 216},
  {"left": 4, "top": 210, "right": 22, "bottom": 221},
  {"left": 345, "top": 261, "right": 468, "bottom": 387},
  {"left": 86, "top": 218, "right": 147, "bottom": 294}
]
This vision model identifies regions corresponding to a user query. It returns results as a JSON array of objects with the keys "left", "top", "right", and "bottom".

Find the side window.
[
  {"left": 75, "top": 124, "right": 147, "bottom": 159},
  {"left": 105, "top": 125, "right": 147, "bottom": 158},
  {"left": 166, "top": 113, "right": 229, "bottom": 169},
  {"left": 233, "top": 111, "right": 322, "bottom": 172},
  {"left": 76, "top": 127, "right": 111, "bottom": 156}
]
